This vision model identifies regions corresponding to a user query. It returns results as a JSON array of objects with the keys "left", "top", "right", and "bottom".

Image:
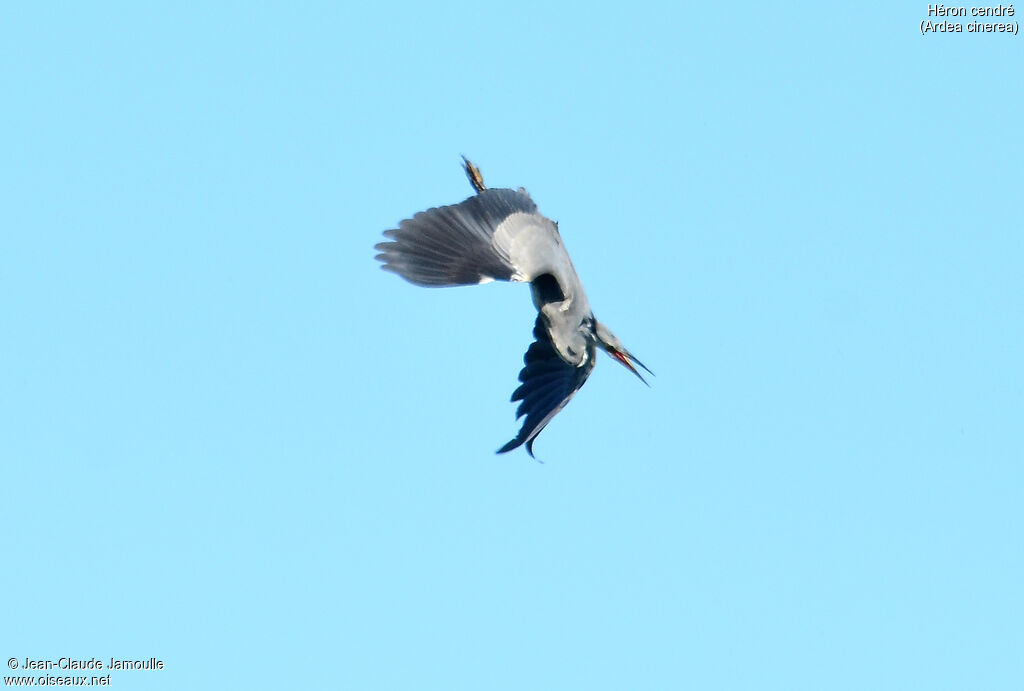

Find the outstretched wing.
[
  {"left": 497, "top": 317, "right": 596, "bottom": 458},
  {"left": 375, "top": 188, "right": 554, "bottom": 287}
]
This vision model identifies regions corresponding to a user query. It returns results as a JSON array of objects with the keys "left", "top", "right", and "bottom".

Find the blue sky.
[{"left": 2, "top": 2, "right": 1021, "bottom": 689}]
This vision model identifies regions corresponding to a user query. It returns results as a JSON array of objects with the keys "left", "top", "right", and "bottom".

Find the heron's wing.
[
  {"left": 375, "top": 188, "right": 561, "bottom": 287},
  {"left": 497, "top": 317, "right": 595, "bottom": 458}
]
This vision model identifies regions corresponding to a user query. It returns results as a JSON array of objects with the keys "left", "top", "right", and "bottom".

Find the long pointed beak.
[{"left": 610, "top": 348, "right": 654, "bottom": 387}]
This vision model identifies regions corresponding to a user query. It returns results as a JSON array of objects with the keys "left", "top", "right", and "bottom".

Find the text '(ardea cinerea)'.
[{"left": 375, "top": 159, "right": 652, "bottom": 457}]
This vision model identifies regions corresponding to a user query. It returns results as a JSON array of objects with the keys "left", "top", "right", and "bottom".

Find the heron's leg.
[{"left": 461, "top": 156, "right": 486, "bottom": 194}]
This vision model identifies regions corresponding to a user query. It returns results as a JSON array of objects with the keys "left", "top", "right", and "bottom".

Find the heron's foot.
[{"left": 461, "top": 155, "right": 486, "bottom": 194}]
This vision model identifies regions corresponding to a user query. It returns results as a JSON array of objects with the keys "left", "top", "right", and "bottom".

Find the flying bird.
[{"left": 375, "top": 158, "right": 651, "bottom": 457}]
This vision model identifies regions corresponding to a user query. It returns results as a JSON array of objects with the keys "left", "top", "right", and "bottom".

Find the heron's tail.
[{"left": 375, "top": 189, "right": 527, "bottom": 287}]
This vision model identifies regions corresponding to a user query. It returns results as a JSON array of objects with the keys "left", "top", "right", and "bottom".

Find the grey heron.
[{"left": 375, "top": 158, "right": 652, "bottom": 457}]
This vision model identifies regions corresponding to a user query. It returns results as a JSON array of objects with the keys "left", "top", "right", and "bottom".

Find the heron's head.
[{"left": 593, "top": 320, "right": 653, "bottom": 386}]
